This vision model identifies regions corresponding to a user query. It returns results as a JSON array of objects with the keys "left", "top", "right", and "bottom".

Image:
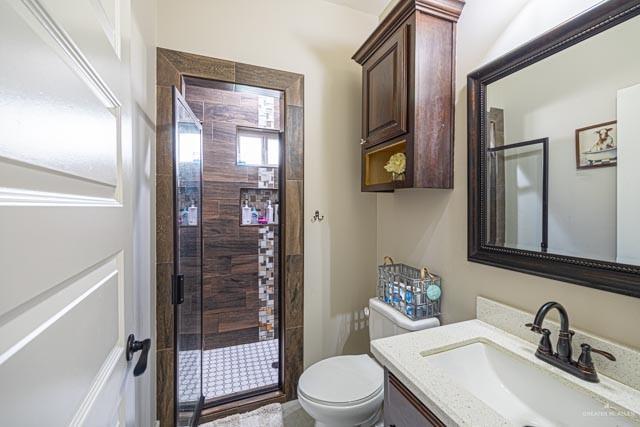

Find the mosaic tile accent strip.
[
  {"left": 258, "top": 167, "right": 276, "bottom": 189},
  {"left": 258, "top": 95, "right": 276, "bottom": 129},
  {"left": 178, "top": 339, "right": 279, "bottom": 402},
  {"left": 259, "top": 226, "right": 276, "bottom": 341}
]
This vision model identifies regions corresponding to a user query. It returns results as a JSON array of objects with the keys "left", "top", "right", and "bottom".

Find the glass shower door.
[{"left": 173, "top": 87, "right": 204, "bottom": 426}]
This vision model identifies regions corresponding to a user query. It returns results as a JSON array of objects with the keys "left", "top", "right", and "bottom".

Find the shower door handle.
[{"left": 172, "top": 274, "right": 184, "bottom": 305}]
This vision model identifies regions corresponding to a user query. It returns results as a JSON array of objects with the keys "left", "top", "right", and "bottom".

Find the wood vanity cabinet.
[
  {"left": 384, "top": 369, "right": 445, "bottom": 427},
  {"left": 352, "top": 0, "right": 464, "bottom": 192}
]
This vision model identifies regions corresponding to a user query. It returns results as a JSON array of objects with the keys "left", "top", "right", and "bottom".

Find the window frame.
[{"left": 236, "top": 126, "right": 282, "bottom": 167}]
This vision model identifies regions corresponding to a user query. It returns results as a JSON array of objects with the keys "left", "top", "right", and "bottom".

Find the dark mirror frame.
[{"left": 468, "top": 0, "right": 640, "bottom": 299}]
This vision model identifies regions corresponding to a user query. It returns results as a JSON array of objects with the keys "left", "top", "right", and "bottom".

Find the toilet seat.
[
  {"left": 298, "top": 383, "right": 383, "bottom": 408},
  {"left": 298, "top": 355, "right": 383, "bottom": 406}
]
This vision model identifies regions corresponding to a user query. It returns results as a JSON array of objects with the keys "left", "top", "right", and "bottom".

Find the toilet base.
[{"left": 314, "top": 407, "right": 382, "bottom": 427}]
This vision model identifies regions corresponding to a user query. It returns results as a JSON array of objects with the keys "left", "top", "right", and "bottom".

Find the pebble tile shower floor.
[{"left": 179, "top": 339, "right": 279, "bottom": 401}]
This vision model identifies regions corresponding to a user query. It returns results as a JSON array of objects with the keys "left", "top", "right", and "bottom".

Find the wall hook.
[{"left": 311, "top": 210, "right": 325, "bottom": 223}]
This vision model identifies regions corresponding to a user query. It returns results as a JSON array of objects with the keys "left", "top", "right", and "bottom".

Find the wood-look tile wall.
[
  {"left": 184, "top": 82, "right": 281, "bottom": 349},
  {"left": 156, "top": 48, "right": 304, "bottom": 426},
  {"left": 177, "top": 224, "right": 202, "bottom": 350}
]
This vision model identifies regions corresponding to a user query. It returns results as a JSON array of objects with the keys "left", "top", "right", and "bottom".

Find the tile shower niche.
[{"left": 240, "top": 187, "right": 279, "bottom": 227}]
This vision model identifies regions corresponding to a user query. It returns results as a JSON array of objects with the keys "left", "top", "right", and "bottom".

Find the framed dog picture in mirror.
[{"left": 575, "top": 121, "right": 617, "bottom": 169}]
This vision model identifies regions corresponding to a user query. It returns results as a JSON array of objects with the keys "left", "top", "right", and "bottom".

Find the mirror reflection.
[
  {"left": 485, "top": 14, "right": 640, "bottom": 265},
  {"left": 486, "top": 136, "right": 548, "bottom": 253}
]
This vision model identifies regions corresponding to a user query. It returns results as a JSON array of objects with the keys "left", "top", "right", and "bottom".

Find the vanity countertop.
[{"left": 371, "top": 319, "right": 640, "bottom": 427}]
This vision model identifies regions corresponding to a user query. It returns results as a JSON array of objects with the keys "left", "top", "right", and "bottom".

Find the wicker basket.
[{"left": 377, "top": 256, "right": 441, "bottom": 320}]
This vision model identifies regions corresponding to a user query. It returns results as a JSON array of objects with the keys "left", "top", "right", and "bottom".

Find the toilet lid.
[{"left": 298, "top": 355, "right": 383, "bottom": 405}]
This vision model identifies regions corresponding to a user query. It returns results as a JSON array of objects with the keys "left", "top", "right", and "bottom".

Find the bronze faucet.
[{"left": 526, "top": 301, "right": 616, "bottom": 383}]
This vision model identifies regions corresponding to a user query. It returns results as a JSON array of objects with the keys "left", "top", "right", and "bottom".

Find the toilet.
[{"left": 297, "top": 298, "right": 440, "bottom": 426}]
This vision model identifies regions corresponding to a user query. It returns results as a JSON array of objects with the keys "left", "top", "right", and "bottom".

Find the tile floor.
[
  {"left": 282, "top": 400, "right": 314, "bottom": 427},
  {"left": 179, "top": 339, "right": 279, "bottom": 402}
]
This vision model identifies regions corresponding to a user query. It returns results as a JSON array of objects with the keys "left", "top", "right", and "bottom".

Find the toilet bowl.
[
  {"left": 298, "top": 355, "right": 383, "bottom": 427},
  {"left": 298, "top": 298, "right": 440, "bottom": 426}
]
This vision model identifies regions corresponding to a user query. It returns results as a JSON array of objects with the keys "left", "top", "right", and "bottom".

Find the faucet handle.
[
  {"left": 578, "top": 343, "right": 616, "bottom": 373},
  {"left": 590, "top": 346, "right": 616, "bottom": 362}
]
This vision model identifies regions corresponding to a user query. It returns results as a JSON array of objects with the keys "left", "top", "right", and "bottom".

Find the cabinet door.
[
  {"left": 362, "top": 24, "right": 409, "bottom": 148},
  {"left": 384, "top": 371, "right": 445, "bottom": 427}
]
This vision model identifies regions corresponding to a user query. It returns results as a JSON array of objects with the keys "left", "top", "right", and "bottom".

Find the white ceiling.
[{"left": 322, "top": 0, "right": 392, "bottom": 16}]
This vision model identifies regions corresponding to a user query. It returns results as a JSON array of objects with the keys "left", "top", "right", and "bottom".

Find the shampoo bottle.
[
  {"left": 242, "top": 200, "right": 251, "bottom": 225},
  {"left": 180, "top": 207, "right": 189, "bottom": 225},
  {"left": 251, "top": 206, "right": 258, "bottom": 225},
  {"left": 188, "top": 201, "right": 198, "bottom": 226},
  {"left": 266, "top": 200, "right": 274, "bottom": 224}
]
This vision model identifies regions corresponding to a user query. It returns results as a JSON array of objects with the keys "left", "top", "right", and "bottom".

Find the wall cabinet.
[
  {"left": 384, "top": 369, "right": 445, "bottom": 427},
  {"left": 353, "top": 0, "right": 464, "bottom": 192}
]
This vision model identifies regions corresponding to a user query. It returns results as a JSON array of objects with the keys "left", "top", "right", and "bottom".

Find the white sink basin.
[{"left": 424, "top": 341, "right": 637, "bottom": 427}]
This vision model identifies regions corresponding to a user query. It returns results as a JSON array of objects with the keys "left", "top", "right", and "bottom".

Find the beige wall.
[
  {"left": 156, "top": 0, "right": 379, "bottom": 367},
  {"left": 377, "top": 0, "right": 640, "bottom": 351}
]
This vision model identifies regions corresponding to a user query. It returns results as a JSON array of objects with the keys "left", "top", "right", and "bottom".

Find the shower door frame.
[
  {"left": 156, "top": 48, "right": 305, "bottom": 425},
  {"left": 172, "top": 86, "right": 205, "bottom": 426}
]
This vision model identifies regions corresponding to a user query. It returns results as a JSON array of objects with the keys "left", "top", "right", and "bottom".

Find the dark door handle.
[
  {"left": 126, "top": 334, "right": 151, "bottom": 377},
  {"left": 172, "top": 274, "right": 184, "bottom": 305}
]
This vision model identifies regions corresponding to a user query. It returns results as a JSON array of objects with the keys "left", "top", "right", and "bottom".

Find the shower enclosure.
[{"left": 172, "top": 78, "right": 284, "bottom": 423}]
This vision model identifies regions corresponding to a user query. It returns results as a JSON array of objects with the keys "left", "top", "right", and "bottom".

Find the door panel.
[
  {"left": 1, "top": 208, "right": 121, "bottom": 315},
  {"left": 0, "top": 0, "right": 137, "bottom": 425},
  {"left": 173, "top": 87, "right": 204, "bottom": 427},
  {"left": 368, "top": 54, "right": 396, "bottom": 130},
  {"left": 0, "top": 0, "right": 119, "bottom": 188},
  {"left": 37, "top": 0, "right": 124, "bottom": 91},
  {"left": 362, "top": 24, "right": 409, "bottom": 148},
  {"left": 0, "top": 260, "right": 122, "bottom": 425}
]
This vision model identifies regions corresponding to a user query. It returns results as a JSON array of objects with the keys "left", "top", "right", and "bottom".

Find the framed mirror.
[{"left": 468, "top": 0, "right": 640, "bottom": 298}]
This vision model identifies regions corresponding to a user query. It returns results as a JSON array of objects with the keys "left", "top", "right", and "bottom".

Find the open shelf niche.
[
  {"left": 239, "top": 188, "right": 280, "bottom": 227},
  {"left": 364, "top": 139, "right": 407, "bottom": 189}
]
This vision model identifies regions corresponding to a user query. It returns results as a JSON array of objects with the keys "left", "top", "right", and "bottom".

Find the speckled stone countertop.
[{"left": 371, "top": 318, "right": 640, "bottom": 426}]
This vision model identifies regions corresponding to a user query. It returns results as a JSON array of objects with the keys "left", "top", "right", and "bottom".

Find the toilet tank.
[{"left": 368, "top": 298, "right": 440, "bottom": 340}]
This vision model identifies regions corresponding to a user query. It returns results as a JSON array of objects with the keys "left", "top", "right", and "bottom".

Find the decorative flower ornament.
[{"left": 384, "top": 152, "right": 406, "bottom": 175}]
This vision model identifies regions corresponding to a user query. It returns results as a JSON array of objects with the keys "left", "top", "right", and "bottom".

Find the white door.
[
  {"left": 617, "top": 83, "right": 640, "bottom": 265},
  {"left": 0, "top": 0, "right": 145, "bottom": 425}
]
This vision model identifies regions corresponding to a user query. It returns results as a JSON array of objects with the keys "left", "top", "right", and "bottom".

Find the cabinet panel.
[
  {"left": 362, "top": 25, "right": 408, "bottom": 148},
  {"left": 384, "top": 370, "right": 445, "bottom": 427}
]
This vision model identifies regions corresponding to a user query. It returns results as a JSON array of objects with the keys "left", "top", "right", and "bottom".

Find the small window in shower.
[{"left": 237, "top": 127, "right": 281, "bottom": 167}]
